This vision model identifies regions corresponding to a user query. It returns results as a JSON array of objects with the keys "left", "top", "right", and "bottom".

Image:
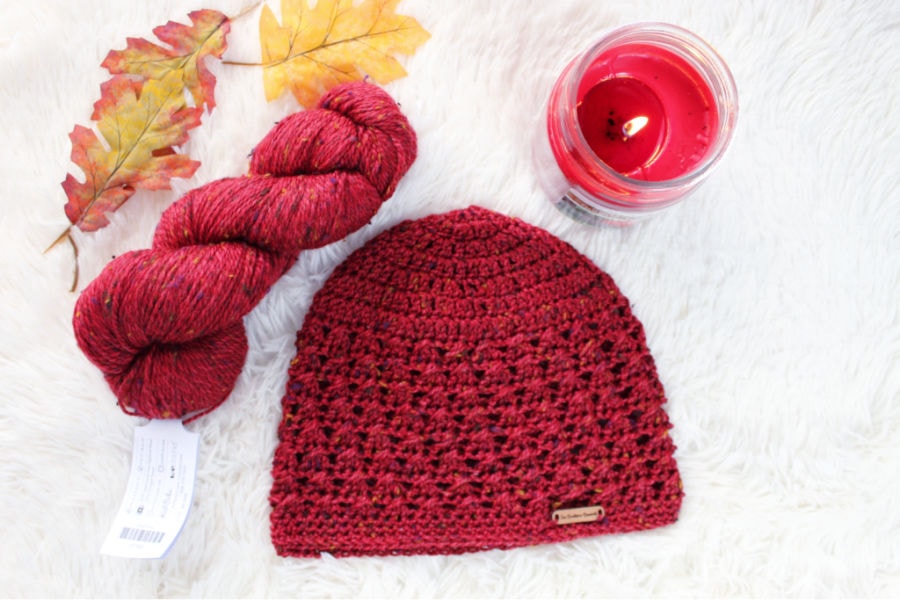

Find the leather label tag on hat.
[{"left": 552, "top": 505, "right": 605, "bottom": 525}]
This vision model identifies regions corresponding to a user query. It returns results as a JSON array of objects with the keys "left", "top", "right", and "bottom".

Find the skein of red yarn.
[{"left": 73, "top": 82, "right": 417, "bottom": 421}]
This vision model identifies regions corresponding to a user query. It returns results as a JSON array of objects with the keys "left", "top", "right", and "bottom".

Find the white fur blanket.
[{"left": 2, "top": 0, "right": 898, "bottom": 596}]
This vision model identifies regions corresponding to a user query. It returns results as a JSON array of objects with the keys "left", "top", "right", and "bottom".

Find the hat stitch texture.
[{"left": 271, "top": 206, "right": 682, "bottom": 557}]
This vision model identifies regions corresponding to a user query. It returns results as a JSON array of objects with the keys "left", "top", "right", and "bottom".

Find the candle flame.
[{"left": 622, "top": 116, "right": 649, "bottom": 140}]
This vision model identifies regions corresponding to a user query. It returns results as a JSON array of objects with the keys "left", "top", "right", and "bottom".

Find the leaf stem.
[
  {"left": 229, "top": 1, "right": 263, "bottom": 22},
  {"left": 44, "top": 227, "right": 80, "bottom": 292},
  {"left": 221, "top": 59, "right": 266, "bottom": 67},
  {"left": 68, "top": 232, "right": 81, "bottom": 293},
  {"left": 45, "top": 227, "right": 73, "bottom": 253}
]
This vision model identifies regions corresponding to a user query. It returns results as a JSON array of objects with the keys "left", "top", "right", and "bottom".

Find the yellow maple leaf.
[{"left": 258, "top": 0, "right": 429, "bottom": 106}]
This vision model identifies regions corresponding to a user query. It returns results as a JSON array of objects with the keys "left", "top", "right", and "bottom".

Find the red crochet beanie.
[{"left": 271, "top": 206, "right": 682, "bottom": 557}]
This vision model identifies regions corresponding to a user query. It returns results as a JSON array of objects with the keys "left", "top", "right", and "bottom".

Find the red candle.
[
  {"left": 537, "top": 23, "right": 738, "bottom": 225},
  {"left": 576, "top": 43, "right": 718, "bottom": 180}
]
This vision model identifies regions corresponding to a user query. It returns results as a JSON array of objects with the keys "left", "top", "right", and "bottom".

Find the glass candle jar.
[{"left": 534, "top": 23, "right": 739, "bottom": 226}]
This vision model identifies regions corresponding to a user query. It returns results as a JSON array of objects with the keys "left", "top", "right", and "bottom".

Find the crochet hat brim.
[{"left": 270, "top": 206, "right": 682, "bottom": 557}]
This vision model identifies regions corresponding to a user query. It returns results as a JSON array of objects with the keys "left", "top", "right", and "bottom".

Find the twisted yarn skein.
[{"left": 73, "top": 82, "right": 417, "bottom": 421}]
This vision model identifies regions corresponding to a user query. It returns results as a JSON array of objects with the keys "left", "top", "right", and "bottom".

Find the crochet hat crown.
[{"left": 271, "top": 206, "right": 682, "bottom": 557}]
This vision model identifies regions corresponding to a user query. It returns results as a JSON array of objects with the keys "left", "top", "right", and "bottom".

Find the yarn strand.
[{"left": 74, "top": 82, "right": 416, "bottom": 420}]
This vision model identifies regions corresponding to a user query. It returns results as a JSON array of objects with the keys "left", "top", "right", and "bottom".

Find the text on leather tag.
[{"left": 552, "top": 505, "right": 605, "bottom": 525}]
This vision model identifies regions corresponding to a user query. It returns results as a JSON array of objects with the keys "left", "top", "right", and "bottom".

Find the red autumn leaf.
[
  {"left": 102, "top": 9, "right": 231, "bottom": 111},
  {"left": 62, "top": 72, "right": 202, "bottom": 233}
]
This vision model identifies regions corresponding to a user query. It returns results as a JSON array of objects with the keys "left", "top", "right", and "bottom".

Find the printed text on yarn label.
[{"left": 100, "top": 419, "right": 199, "bottom": 558}]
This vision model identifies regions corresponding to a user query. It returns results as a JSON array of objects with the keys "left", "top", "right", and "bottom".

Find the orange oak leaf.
[
  {"left": 256, "top": 0, "right": 429, "bottom": 106},
  {"left": 101, "top": 9, "right": 231, "bottom": 111},
  {"left": 62, "top": 71, "right": 202, "bottom": 233}
]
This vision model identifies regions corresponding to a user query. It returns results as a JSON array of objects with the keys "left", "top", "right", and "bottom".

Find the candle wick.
[{"left": 622, "top": 116, "right": 649, "bottom": 140}]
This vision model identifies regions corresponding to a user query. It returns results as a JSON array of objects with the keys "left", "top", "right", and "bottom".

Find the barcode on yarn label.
[
  {"left": 100, "top": 419, "right": 199, "bottom": 559},
  {"left": 119, "top": 527, "right": 165, "bottom": 544}
]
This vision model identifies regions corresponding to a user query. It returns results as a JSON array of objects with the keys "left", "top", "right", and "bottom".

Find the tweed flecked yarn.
[
  {"left": 73, "top": 82, "right": 416, "bottom": 421},
  {"left": 271, "top": 206, "right": 682, "bottom": 557}
]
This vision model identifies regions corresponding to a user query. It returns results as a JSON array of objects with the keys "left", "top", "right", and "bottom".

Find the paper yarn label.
[{"left": 100, "top": 419, "right": 199, "bottom": 558}]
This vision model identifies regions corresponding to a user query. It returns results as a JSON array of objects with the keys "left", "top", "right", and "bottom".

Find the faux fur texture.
[{"left": 1, "top": 0, "right": 898, "bottom": 597}]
